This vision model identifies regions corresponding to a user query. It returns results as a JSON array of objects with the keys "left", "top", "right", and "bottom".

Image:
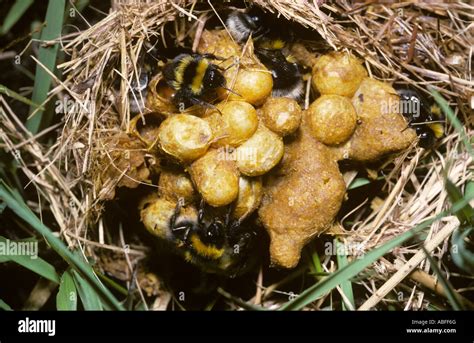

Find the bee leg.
[
  {"left": 217, "top": 57, "right": 239, "bottom": 71},
  {"left": 182, "top": 226, "right": 191, "bottom": 244},
  {"left": 222, "top": 86, "right": 241, "bottom": 97},
  {"left": 238, "top": 231, "right": 256, "bottom": 248},
  {"left": 201, "top": 53, "right": 224, "bottom": 61},
  {"left": 170, "top": 200, "right": 194, "bottom": 243},
  {"left": 169, "top": 200, "right": 183, "bottom": 230},
  {"left": 189, "top": 97, "right": 223, "bottom": 115},
  {"left": 222, "top": 63, "right": 236, "bottom": 72},
  {"left": 227, "top": 218, "right": 244, "bottom": 244},
  {"left": 224, "top": 204, "right": 234, "bottom": 227},
  {"left": 401, "top": 119, "right": 414, "bottom": 133},
  {"left": 170, "top": 200, "right": 189, "bottom": 236},
  {"left": 198, "top": 198, "right": 206, "bottom": 226}
]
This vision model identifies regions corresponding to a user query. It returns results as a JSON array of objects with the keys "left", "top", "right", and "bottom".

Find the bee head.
[
  {"left": 396, "top": 87, "right": 427, "bottom": 120},
  {"left": 185, "top": 221, "right": 226, "bottom": 262},
  {"left": 204, "top": 67, "right": 226, "bottom": 90},
  {"left": 198, "top": 220, "right": 226, "bottom": 248},
  {"left": 245, "top": 7, "right": 263, "bottom": 30},
  {"left": 418, "top": 130, "right": 436, "bottom": 149}
]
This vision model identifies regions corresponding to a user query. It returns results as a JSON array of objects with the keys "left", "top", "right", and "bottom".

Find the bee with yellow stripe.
[
  {"left": 226, "top": 9, "right": 304, "bottom": 100},
  {"left": 169, "top": 199, "right": 258, "bottom": 275},
  {"left": 397, "top": 88, "right": 444, "bottom": 149},
  {"left": 255, "top": 32, "right": 304, "bottom": 101},
  {"left": 255, "top": 47, "right": 304, "bottom": 100},
  {"left": 163, "top": 53, "right": 228, "bottom": 110}
]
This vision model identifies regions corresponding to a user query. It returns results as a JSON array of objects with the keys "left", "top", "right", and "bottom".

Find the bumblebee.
[
  {"left": 168, "top": 199, "right": 258, "bottom": 276},
  {"left": 226, "top": 9, "right": 304, "bottom": 100},
  {"left": 396, "top": 88, "right": 444, "bottom": 149},
  {"left": 226, "top": 7, "right": 293, "bottom": 45},
  {"left": 225, "top": 7, "right": 265, "bottom": 43},
  {"left": 255, "top": 48, "right": 304, "bottom": 100},
  {"left": 163, "top": 53, "right": 229, "bottom": 110}
]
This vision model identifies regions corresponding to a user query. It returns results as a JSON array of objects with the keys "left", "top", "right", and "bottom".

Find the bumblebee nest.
[{"left": 1, "top": 0, "right": 472, "bottom": 310}]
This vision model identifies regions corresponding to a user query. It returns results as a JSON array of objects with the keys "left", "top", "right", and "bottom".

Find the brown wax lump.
[
  {"left": 232, "top": 176, "right": 263, "bottom": 220},
  {"left": 333, "top": 77, "right": 417, "bottom": 161},
  {"left": 138, "top": 40, "right": 419, "bottom": 272},
  {"left": 312, "top": 52, "right": 367, "bottom": 97},
  {"left": 158, "top": 170, "right": 197, "bottom": 205},
  {"left": 235, "top": 122, "right": 284, "bottom": 177},
  {"left": 207, "top": 101, "right": 259, "bottom": 147},
  {"left": 139, "top": 195, "right": 197, "bottom": 240},
  {"left": 258, "top": 128, "right": 346, "bottom": 268},
  {"left": 307, "top": 94, "right": 357, "bottom": 145},
  {"left": 219, "top": 67, "right": 274, "bottom": 106},
  {"left": 146, "top": 74, "right": 176, "bottom": 114},
  {"left": 196, "top": 30, "right": 245, "bottom": 66},
  {"left": 197, "top": 29, "right": 273, "bottom": 106},
  {"left": 189, "top": 149, "right": 240, "bottom": 207},
  {"left": 157, "top": 114, "right": 213, "bottom": 163},
  {"left": 99, "top": 133, "right": 151, "bottom": 200},
  {"left": 261, "top": 97, "right": 302, "bottom": 137}
]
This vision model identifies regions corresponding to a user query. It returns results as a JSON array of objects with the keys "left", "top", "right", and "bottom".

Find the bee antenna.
[
  {"left": 192, "top": 98, "right": 223, "bottom": 115},
  {"left": 202, "top": 53, "right": 224, "bottom": 61},
  {"left": 222, "top": 87, "right": 241, "bottom": 97},
  {"left": 223, "top": 62, "right": 239, "bottom": 71}
]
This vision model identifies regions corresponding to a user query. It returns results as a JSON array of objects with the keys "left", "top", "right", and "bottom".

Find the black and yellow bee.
[
  {"left": 169, "top": 199, "right": 258, "bottom": 276},
  {"left": 226, "top": 9, "right": 304, "bottom": 100},
  {"left": 254, "top": 30, "right": 304, "bottom": 100},
  {"left": 255, "top": 47, "right": 304, "bottom": 100},
  {"left": 163, "top": 53, "right": 229, "bottom": 110},
  {"left": 397, "top": 88, "right": 444, "bottom": 149}
]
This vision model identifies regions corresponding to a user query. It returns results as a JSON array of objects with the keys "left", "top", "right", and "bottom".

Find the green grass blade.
[
  {"left": 348, "top": 178, "right": 370, "bottom": 190},
  {"left": 310, "top": 247, "right": 323, "bottom": 276},
  {"left": 335, "top": 238, "right": 355, "bottom": 310},
  {"left": 1, "top": 0, "right": 34, "bottom": 35},
  {"left": 421, "top": 246, "right": 463, "bottom": 310},
  {"left": 95, "top": 270, "right": 128, "bottom": 297},
  {"left": 56, "top": 269, "right": 77, "bottom": 310},
  {"left": 0, "top": 298, "right": 13, "bottom": 311},
  {"left": 445, "top": 179, "right": 474, "bottom": 226},
  {"left": 67, "top": 0, "right": 90, "bottom": 15},
  {"left": 430, "top": 89, "right": 474, "bottom": 158},
  {"left": 451, "top": 227, "right": 474, "bottom": 275},
  {"left": 466, "top": 182, "right": 474, "bottom": 200},
  {"left": 217, "top": 288, "right": 266, "bottom": 311},
  {"left": 26, "top": 0, "right": 66, "bottom": 133},
  {"left": 0, "top": 84, "right": 44, "bottom": 109},
  {"left": 0, "top": 236, "right": 60, "bottom": 283},
  {"left": 76, "top": 0, "right": 90, "bottom": 12},
  {"left": 72, "top": 270, "right": 103, "bottom": 310},
  {"left": 0, "top": 180, "right": 125, "bottom": 310},
  {"left": 445, "top": 180, "right": 474, "bottom": 274}
]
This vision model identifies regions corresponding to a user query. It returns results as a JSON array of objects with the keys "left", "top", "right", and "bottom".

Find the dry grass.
[{"left": 1, "top": 0, "right": 473, "bottom": 310}]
